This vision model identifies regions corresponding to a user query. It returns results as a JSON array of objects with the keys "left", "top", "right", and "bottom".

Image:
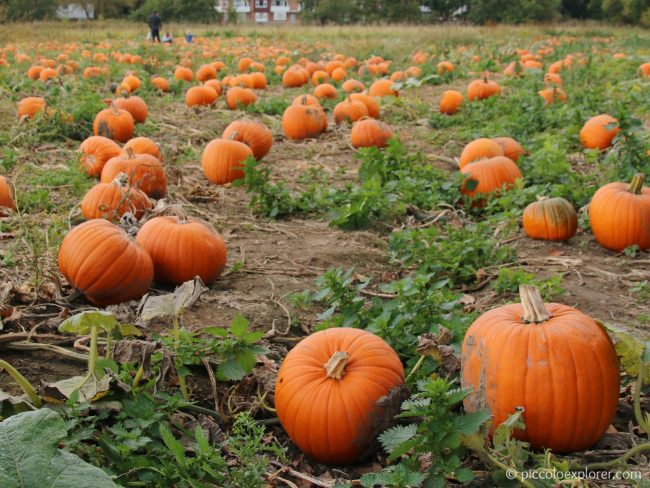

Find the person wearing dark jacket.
[{"left": 147, "top": 11, "right": 162, "bottom": 43}]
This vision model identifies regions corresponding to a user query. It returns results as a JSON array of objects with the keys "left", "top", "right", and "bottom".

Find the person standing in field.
[{"left": 147, "top": 11, "right": 162, "bottom": 43}]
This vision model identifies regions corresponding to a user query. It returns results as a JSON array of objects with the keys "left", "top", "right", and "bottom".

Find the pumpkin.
[
  {"left": 203, "top": 79, "right": 223, "bottom": 96},
  {"left": 226, "top": 87, "right": 257, "bottom": 110},
  {"left": 136, "top": 215, "right": 227, "bottom": 285},
  {"left": 331, "top": 67, "right": 347, "bottom": 82},
  {"left": 333, "top": 97, "right": 368, "bottom": 124},
  {"left": 282, "top": 68, "right": 308, "bottom": 88},
  {"left": 544, "top": 72, "right": 562, "bottom": 85},
  {"left": 122, "top": 75, "right": 141, "bottom": 92},
  {"left": 589, "top": 173, "right": 650, "bottom": 251},
  {"left": 275, "top": 327, "right": 405, "bottom": 464},
  {"left": 93, "top": 103, "right": 134, "bottom": 143},
  {"left": 196, "top": 64, "right": 217, "bottom": 82},
  {"left": 492, "top": 137, "right": 524, "bottom": 163},
  {"left": 238, "top": 57, "right": 253, "bottom": 72},
  {"left": 437, "top": 61, "right": 454, "bottom": 73},
  {"left": 185, "top": 85, "right": 219, "bottom": 107},
  {"left": 174, "top": 66, "right": 194, "bottom": 82},
  {"left": 101, "top": 148, "right": 167, "bottom": 199},
  {"left": 17, "top": 97, "right": 46, "bottom": 119},
  {"left": 579, "top": 114, "right": 619, "bottom": 150},
  {"left": 342, "top": 79, "right": 365, "bottom": 93},
  {"left": 314, "top": 83, "right": 338, "bottom": 100},
  {"left": 78, "top": 135, "right": 122, "bottom": 177},
  {"left": 350, "top": 118, "right": 394, "bottom": 149},
  {"left": 282, "top": 101, "right": 327, "bottom": 140},
  {"left": 27, "top": 65, "right": 44, "bottom": 80},
  {"left": 57, "top": 219, "right": 154, "bottom": 306},
  {"left": 461, "top": 156, "right": 523, "bottom": 201},
  {"left": 368, "top": 79, "right": 398, "bottom": 97},
  {"left": 222, "top": 119, "right": 273, "bottom": 160},
  {"left": 638, "top": 63, "right": 650, "bottom": 78},
  {"left": 291, "top": 94, "right": 320, "bottom": 107},
  {"left": 467, "top": 77, "right": 501, "bottom": 101},
  {"left": 538, "top": 87, "right": 567, "bottom": 104},
  {"left": 251, "top": 72, "right": 267, "bottom": 89},
  {"left": 0, "top": 175, "right": 16, "bottom": 215},
  {"left": 312, "top": 70, "right": 329, "bottom": 86},
  {"left": 349, "top": 93, "right": 380, "bottom": 119},
  {"left": 459, "top": 138, "right": 504, "bottom": 168},
  {"left": 113, "top": 95, "right": 148, "bottom": 123},
  {"left": 81, "top": 173, "right": 152, "bottom": 221},
  {"left": 123, "top": 136, "right": 163, "bottom": 162},
  {"left": 461, "top": 285, "right": 620, "bottom": 453},
  {"left": 201, "top": 136, "right": 253, "bottom": 185},
  {"left": 523, "top": 197, "right": 577, "bottom": 241},
  {"left": 439, "top": 90, "right": 464, "bottom": 115},
  {"left": 151, "top": 76, "right": 170, "bottom": 92}
]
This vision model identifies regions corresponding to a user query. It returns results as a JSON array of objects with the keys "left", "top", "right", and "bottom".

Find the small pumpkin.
[
  {"left": 81, "top": 173, "right": 152, "bottom": 222},
  {"left": 136, "top": 214, "right": 227, "bottom": 285},
  {"left": 101, "top": 148, "right": 167, "bottom": 199},
  {"left": 579, "top": 114, "right": 619, "bottom": 150},
  {"left": 492, "top": 137, "right": 524, "bottom": 163},
  {"left": 461, "top": 156, "right": 523, "bottom": 202},
  {"left": 314, "top": 83, "right": 338, "bottom": 100},
  {"left": 78, "top": 135, "right": 122, "bottom": 177},
  {"left": 282, "top": 101, "right": 327, "bottom": 140},
  {"left": 589, "top": 173, "right": 650, "bottom": 251},
  {"left": 333, "top": 97, "right": 368, "bottom": 124},
  {"left": 342, "top": 79, "right": 365, "bottom": 93},
  {"left": 174, "top": 66, "right": 194, "bottom": 82},
  {"left": 185, "top": 85, "right": 219, "bottom": 107},
  {"left": 226, "top": 86, "right": 257, "bottom": 110},
  {"left": 151, "top": 76, "right": 170, "bottom": 92},
  {"left": 467, "top": 77, "right": 501, "bottom": 101},
  {"left": 113, "top": 95, "right": 148, "bottom": 123},
  {"left": 123, "top": 136, "right": 163, "bottom": 162},
  {"left": 368, "top": 79, "right": 398, "bottom": 97},
  {"left": 437, "top": 61, "right": 454, "bottom": 73},
  {"left": 275, "top": 327, "right": 405, "bottom": 465},
  {"left": 0, "top": 175, "right": 16, "bottom": 215},
  {"left": 439, "top": 90, "right": 464, "bottom": 115},
  {"left": 459, "top": 138, "right": 504, "bottom": 168},
  {"left": 57, "top": 219, "right": 154, "bottom": 306},
  {"left": 461, "top": 285, "right": 620, "bottom": 453},
  {"left": 93, "top": 103, "right": 134, "bottom": 143},
  {"left": 523, "top": 197, "right": 577, "bottom": 241},
  {"left": 196, "top": 64, "right": 217, "bottom": 82},
  {"left": 222, "top": 119, "right": 273, "bottom": 160},
  {"left": 538, "top": 87, "right": 567, "bottom": 105},
  {"left": 349, "top": 93, "right": 380, "bottom": 119},
  {"left": 350, "top": 118, "right": 394, "bottom": 149},
  {"left": 201, "top": 136, "right": 253, "bottom": 185},
  {"left": 17, "top": 96, "right": 46, "bottom": 119}
]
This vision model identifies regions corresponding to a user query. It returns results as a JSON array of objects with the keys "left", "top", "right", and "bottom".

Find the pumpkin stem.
[
  {"left": 519, "top": 285, "right": 552, "bottom": 323},
  {"left": 629, "top": 173, "right": 645, "bottom": 194},
  {"left": 125, "top": 147, "right": 136, "bottom": 159},
  {"left": 226, "top": 130, "right": 239, "bottom": 141},
  {"left": 324, "top": 351, "right": 349, "bottom": 379},
  {"left": 110, "top": 102, "right": 120, "bottom": 116},
  {"left": 535, "top": 195, "right": 549, "bottom": 201},
  {"left": 112, "top": 172, "right": 129, "bottom": 187}
]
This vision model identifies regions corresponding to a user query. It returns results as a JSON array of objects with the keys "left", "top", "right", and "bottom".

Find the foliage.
[
  {"left": 491, "top": 268, "right": 565, "bottom": 299},
  {"left": 131, "top": 0, "right": 219, "bottom": 23},
  {"left": 467, "top": 0, "right": 562, "bottom": 23}
]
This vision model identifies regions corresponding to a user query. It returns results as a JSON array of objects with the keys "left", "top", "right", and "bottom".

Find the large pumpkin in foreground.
[
  {"left": 461, "top": 285, "right": 620, "bottom": 453},
  {"left": 589, "top": 173, "right": 650, "bottom": 252},
  {"left": 275, "top": 328, "right": 405, "bottom": 465},
  {"left": 57, "top": 219, "right": 153, "bottom": 306},
  {"left": 135, "top": 215, "right": 227, "bottom": 285}
]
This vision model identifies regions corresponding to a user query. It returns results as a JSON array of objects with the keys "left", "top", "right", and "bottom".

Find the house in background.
[
  {"left": 57, "top": 3, "right": 94, "bottom": 20},
  {"left": 215, "top": 0, "right": 301, "bottom": 24}
]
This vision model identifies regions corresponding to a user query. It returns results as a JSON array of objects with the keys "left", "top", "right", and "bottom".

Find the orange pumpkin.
[
  {"left": 314, "top": 83, "right": 338, "bottom": 100},
  {"left": 81, "top": 173, "right": 152, "bottom": 221},
  {"left": 78, "top": 135, "right": 122, "bottom": 177},
  {"left": 275, "top": 327, "right": 405, "bottom": 464},
  {"left": 17, "top": 97, "right": 46, "bottom": 119},
  {"left": 333, "top": 97, "right": 368, "bottom": 124},
  {"left": 461, "top": 156, "right": 523, "bottom": 201},
  {"left": 492, "top": 137, "right": 524, "bottom": 162},
  {"left": 123, "top": 137, "right": 163, "bottom": 162},
  {"left": 151, "top": 76, "right": 170, "bottom": 92},
  {"left": 282, "top": 101, "right": 327, "bottom": 140},
  {"left": 113, "top": 95, "right": 148, "bottom": 123},
  {"left": 368, "top": 79, "right": 398, "bottom": 97},
  {"left": 201, "top": 137, "right": 253, "bottom": 184},
  {"left": 467, "top": 77, "right": 501, "bottom": 101},
  {"left": 539, "top": 87, "right": 567, "bottom": 104},
  {"left": 57, "top": 219, "right": 154, "bottom": 306},
  {"left": 350, "top": 118, "right": 394, "bottom": 149},
  {"left": 174, "top": 66, "right": 194, "bottom": 82},
  {"left": 196, "top": 64, "right": 217, "bottom": 82},
  {"left": 341, "top": 79, "right": 365, "bottom": 93},
  {"left": 93, "top": 104, "right": 134, "bottom": 143},
  {"left": 222, "top": 119, "right": 273, "bottom": 160},
  {"left": 203, "top": 79, "right": 223, "bottom": 95},
  {"left": 349, "top": 93, "right": 380, "bottom": 119},
  {"left": 136, "top": 215, "right": 227, "bottom": 285},
  {"left": 459, "top": 138, "right": 504, "bottom": 168},
  {"left": 185, "top": 86, "right": 219, "bottom": 107},
  {"left": 0, "top": 175, "right": 16, "bottom": 215},
  {"left": 101, "top": 148, "right": 167, "bottom": 199},
  {"left": 437, "top": 61, "right": 454, "bottom": 73},
  {"left": 439, "top": 90, "right": 464, "bottom": 115},
  {"left": 226, "top": 87, "right": 257, "bottom": 110},
  {"left": 579, "top": 114, "right": 619, "bottom": 150},
  {"left": 589, "top": 173, "right": 650, "bottom": 251},
  {"left": 523, "top": 197, "right": 577, "bottom": 241},
  {"left": 461, "top": 285, "right": 620, "bottom": 453}
]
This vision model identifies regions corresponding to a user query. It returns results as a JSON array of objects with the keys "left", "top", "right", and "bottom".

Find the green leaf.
[
  {"left": 0, "top": 409, "right": 117, "bottom": 487},
  {"left": 454, "top": 409, "right": 491, "bottom": 434},
  {"left": 158, "top": 423, "right": 186, "bottom": 468},
  {"left": 59, "top": 311, "right": 118, "bottom": 335},
  {"left": 615, "top": 332, "right": 650, "bottom": 383},
  {"left": 117, "top": 323, "right": 142, "bottom": 337},
  {"left": 493, "top": 407, "right": 526, "bottom": 448},
  {"left": 454, "top": 468, "right": 475, "bottom": 482},
  {"left": 216, "top": 359, "right": 248, "bottom": 381},
  {"left": 379, "top": 424, "right": 418, "bottom": 454},
  {"left": 230, "top": 314, "right": 249, "bottom": 337},
  {"left": 201, "top": 326, "right": 229, "bottom": 337}
]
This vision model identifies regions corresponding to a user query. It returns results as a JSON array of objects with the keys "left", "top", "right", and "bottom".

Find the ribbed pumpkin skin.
[
  {"left": 113, "top": 96, "right": 148, "bottom": 123},
  {"left": 185, "top": 86, "right": 218, "bottom": 107},
  {"left": 226, "top": 87, "right": 257, "bottom": 110},
  {"left": 349, "top": 93, "right": 380, "bottom": 119},
  {"left": 350, "top": 119, "right": 394, "bottom": 149},
  {"left": 459, "top": 138, "right": 504, "bottom": 168},
  {"left": 579, "top": 114, "right": 619, "bottom": 150},
  {"left": 93, "top": 106, "right": 134, "bottom": 142},
  {"left": 275, "top": 328, "right": 405, "bottom": 465},
  {"left": 589, "top": 180, "right": 650, "bottom": 251},
  {"left": 57, "top": 220, "right": 153, "bottom": 306},
  {"left": 201, "top": 138, "right": 253, "bottom": 184},
  {"left": 223, "top": 119, "right": 273, "bottom": 160},
  {"left": 368, "top": 79, "right": 398, "bottom": 97},
  {"left": 461, "top": 156, "right": 523, "bottom": 200},
  {"left": 493, "top": 137, "right": 524, "bottom": 162},
  {"left": 101, "top": 153, "right": 167, "bottom": 199},
  {"left": 0, "top": 175, "right": 16, "bottom": 215},
  {"left": 523, "top": 197, "right": 577, "bottom": 241},
  {"left": 461, "top": 303, "right": 620, "bottom": 453},
  {"left": 78, "top": 136, "right": 121, "bottom": 177},
  {"left": 81, "top": 180, "right": 152, "bottom": 222},
  {"left": 467, "top": 79, "right": 501, "bottom": 100},
  {"left": 123, "top": 137, "right": 163, "bottom": 162},
  {"left": 136, "top": 216, "right": 227, "bottom": 285},
  {"left": 282, "top": 104, "right": 326, "bottom": 140},
  {"left": 439, "top": 90, "right": 464, "bottom": 115},
  {"left": 334, "top": 99, "right": 368, "bottom": 124},
  {"left": 17, "top": 97, "right": 46, "bottom": 118}
]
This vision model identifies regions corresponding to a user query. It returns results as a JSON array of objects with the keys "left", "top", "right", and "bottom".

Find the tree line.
[{"left": 1, "top": 0, "right": 649, "bottom": 26}]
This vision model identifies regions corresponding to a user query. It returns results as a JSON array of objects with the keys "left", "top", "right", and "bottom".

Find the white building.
[{"left": 57, "top": 3, "right": 94, "bottom": 20}]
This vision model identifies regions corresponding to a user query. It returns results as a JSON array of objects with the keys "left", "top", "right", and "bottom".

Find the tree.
[
  {"left": 131, "top": 0, "right": 218, "bottom": 23},
  {"left": 0, "top": 0, "right": 58, "bottom": 21},
  {"left": 467, "top": 0, "right": 562, "bottom": 23}
]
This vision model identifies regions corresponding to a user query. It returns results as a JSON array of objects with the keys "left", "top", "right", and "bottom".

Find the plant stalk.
[{"left": 0, "top": 359, "right": 42, "bottom": 407}]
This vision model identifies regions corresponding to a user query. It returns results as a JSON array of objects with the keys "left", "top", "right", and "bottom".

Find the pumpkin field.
[{"left": 0, "top": 21, "right": 649, "bottom": 487}]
